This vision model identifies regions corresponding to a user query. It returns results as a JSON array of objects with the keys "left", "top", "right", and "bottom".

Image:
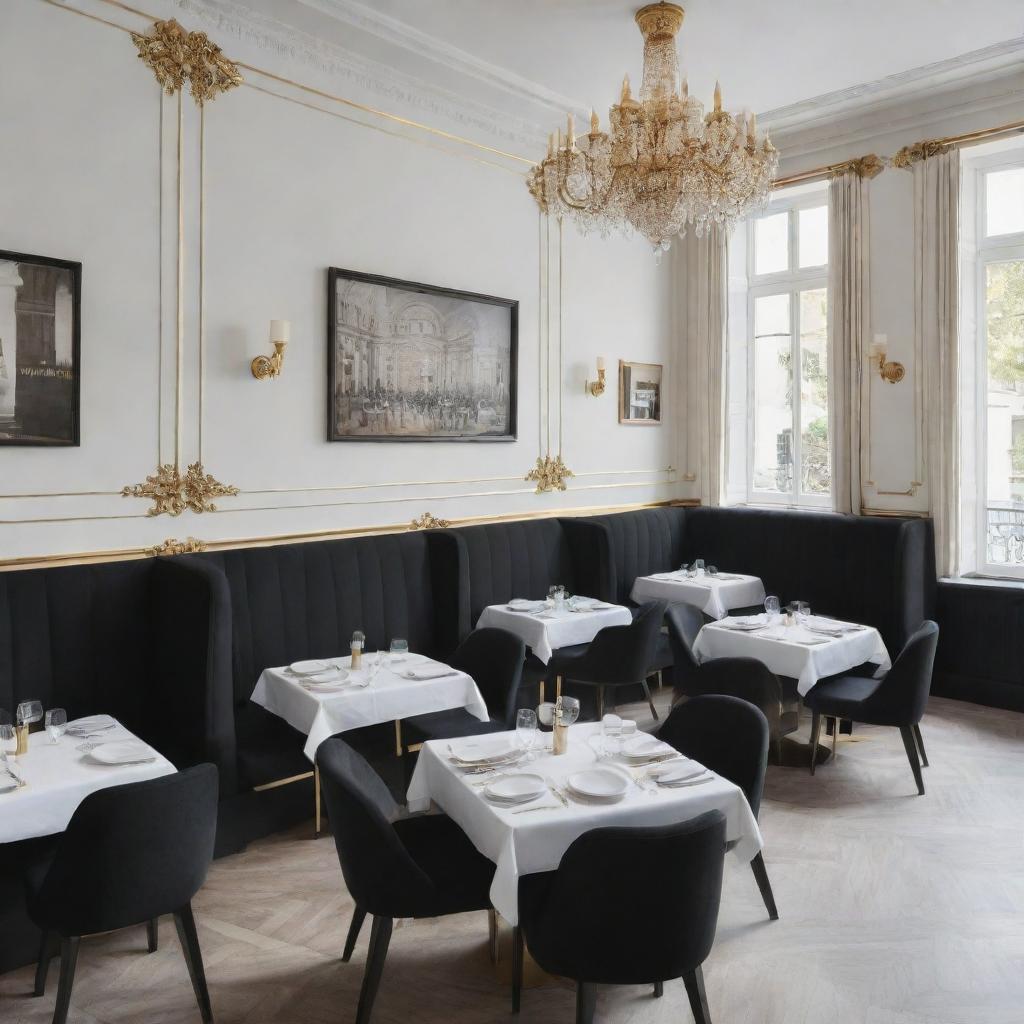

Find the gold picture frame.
[{"left": 618, "top": 360, "right": 662, "bottom": 425}]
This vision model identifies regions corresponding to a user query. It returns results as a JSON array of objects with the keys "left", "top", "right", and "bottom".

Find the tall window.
[
  {"left": 970, "top": 153, "right": 1024, "bottom": 576},
  {"left": 745, "top": 191, "right": 830, "bottom": 505}
]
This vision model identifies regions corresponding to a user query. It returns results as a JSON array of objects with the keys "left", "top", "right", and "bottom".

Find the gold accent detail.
[
  {"left": 409, "top": 513, "right": 451, "bottom": 530},
  {"left": 892, "top": 140, "right": 954, "bottom": 169},
  {"left": 878, "top": 358, "right": 906, "bottom": 383},
  {"left": 314, "top": 765, "right": 321, "bottom": 838},
  {"left": 15, "top": 724, "right": 29, "bottom": 757},
  {"left": 131, "top": 18, "right": 242, "bottom": 105},
  {"left": 145, "top": 537, "right": 207, "bottom": 557},
  {"left": 252, "top": 771, "right": 314, "bottom": 792},
  {"left": 635, "top": 2, "right": 685, "bottom": 36},
  {"left": 525, "top": 455, "right": 575, "bottom": 494},
  {"left": 250, "top": 341, "right": 287, "bottom": 380},
  {"left": 394, "top": 720, "right": 403, "bottom": 758},
  {"left": 874, "top": 481, "right": 923, "bottom": 497},
  {"left": 122, "top": 463, "right": 239, "bottom": 517},
  {"left": 586, "top": 366, "right": 607, "bottom": 397},
  {"left": 845, "top": 154, "right": 885, "bottom": 180},
  {"left": 861, "top": 507, "right": 929, "bottom": 518}
]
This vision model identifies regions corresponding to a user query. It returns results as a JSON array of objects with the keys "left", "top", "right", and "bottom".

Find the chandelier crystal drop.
[{"left": 527, "top": 2, "right": 779, "bottom": 254}]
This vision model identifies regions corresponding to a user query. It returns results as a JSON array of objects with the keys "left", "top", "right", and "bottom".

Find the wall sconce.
[
  {"left": 251, "top": 319, "right": 289, "bottom": 380},
  {"left": 586, "top": 356, "right": 607, "bottom": 396},
  {"left": 870, "top": 333, "right": 905, "bottom": 383}
]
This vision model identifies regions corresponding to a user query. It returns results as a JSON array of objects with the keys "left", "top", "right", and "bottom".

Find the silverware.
[
  {"left": 547, "top": 780, "right": 569, "bottom": 807},
  {"left": 512, "top": 803, "right": 561, "bottom": 815},
  {"left": 2, "top": 763, "right": 25, "bottom": 788}
]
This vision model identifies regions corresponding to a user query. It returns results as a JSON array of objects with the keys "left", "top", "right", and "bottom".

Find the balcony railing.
[{"left": 986, "top": 503, "right": 1024, "bottom": 566}]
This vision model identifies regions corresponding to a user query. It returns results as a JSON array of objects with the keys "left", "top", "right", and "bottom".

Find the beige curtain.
[
  {"left": 681, "top": 226, "right": 728, "bottom": 506},
  {"left": 827, "top": 171, "right": 869, "bottom": 515},
  {"left": 913, "top": 148, "right": 961, "bottom": 577}
]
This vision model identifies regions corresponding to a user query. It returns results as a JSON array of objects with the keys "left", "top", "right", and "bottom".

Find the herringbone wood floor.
[{"left": 2, "top": 694, "right": 1023, "bottom": 1024}]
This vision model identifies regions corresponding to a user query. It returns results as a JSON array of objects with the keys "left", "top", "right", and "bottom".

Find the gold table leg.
[
  {"left": 314, "top": 765, "right": 321, "bottom": 838},
  {"left": 394, "top": 720, "right": 403, "bottom": 757}
]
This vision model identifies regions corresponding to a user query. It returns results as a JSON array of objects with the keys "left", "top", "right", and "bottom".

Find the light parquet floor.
[{"left": 2, "top": 694, "right": 1023, "bottom": 1024}]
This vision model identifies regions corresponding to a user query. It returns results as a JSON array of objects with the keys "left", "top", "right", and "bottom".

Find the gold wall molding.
[
  {"left": 131, "top": 18, "right": 242, "bottom": 105},
  {"left": 409, "top": 513, "right": 451, "bottom": 530},
  {"left": 145, "top": 537, "right": 207, "bottom": 557},
  {"left": 526, "top": 455, "right": 575, "bottom": 494},
  {"left": 122, "top": 462, "right": 240, "bottom": 516}
]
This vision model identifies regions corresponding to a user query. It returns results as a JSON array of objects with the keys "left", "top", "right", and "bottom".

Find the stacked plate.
[
  {"left": 87, "top": 740, "right": 158, "bottom": 766},
  {"left": 647, "top": 760, "right": 711, "bottom": 788},
  {"left": 565, "top": 768, "right": 629, "bottom": 803},
  {"left": 66, "top": 715, "right": 117, "bottom": 738},
  {"left": 720, "top": 615, "right": 765, "bottom": 632},
  {"left": 483, "top": 772, "right": 547, "bottom": 806},
  {"left": 288, "top": 660, "right": 349, "bottom": 691},
  {"left": 620, "top": 734, "right": 678, "bottom": 765},
  {"left": 506, "top": 599, "right": 546, "bottom": 613},
  {"left": 449, "top": 738, "right": 523, "bottom": 771}
]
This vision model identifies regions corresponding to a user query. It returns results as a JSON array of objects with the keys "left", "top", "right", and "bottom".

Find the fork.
[{"left": 2, "top": 762, "right": 25, "bottom": 788}]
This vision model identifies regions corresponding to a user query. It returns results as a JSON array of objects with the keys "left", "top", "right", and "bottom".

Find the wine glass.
[
  {"left": 0, "top": 724, "right": 15, "bottom": 761},
  {"left": 558, "top": 696, "right": 580, "bottom": 726},
  {"left": 389, "top": 638, "right": 409, "bottom": 665},
  {"left": 516, "top": 708, "right": 538, "bottom": 761},
  {"left": 764, "top": 595, "right": 780, "bottom": 622},
  {"left": 16, "top": 700, "right": 42, "bottom": 728},
  {"left": 45, "top": 708, "right": 67, "bottom": 744},
  {"left": 365, "top": 651, "right": 384, "bottom": 684},
  {"left": 707, "top": 565, "right": 719, "bottom": 577},
  {"left": 796, "top": 601, "right": 811, "bottom": 626}
]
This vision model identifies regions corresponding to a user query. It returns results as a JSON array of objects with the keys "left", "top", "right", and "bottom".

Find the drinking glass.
[
  {"left": 601, "top": 714, "right": 623, "bottom": 759},
  {"left": 0, "top": 724, "right": 15, "bottom": 761},
  {"left": 365, "top": 652, "right": 384, "bottom": 683},
  {"left": 45, "top": 708, "right": 67, "bottom": 744},
  {"left": 389, "top": 638, "right": 409, "bottom": 665},
  {"left": 707, "top": 565, "right": 719, "bottom": 577},
  {"left": 558, "top": 696, "right": 580, "bottom": 726},
  {"left": 16, "top": 701, "right": 42, "bottom": 728},
  {"left": 516, "top": 708, "right": 538, "bottom": 761},
  {"left": 764, "top": 595, "right": 780, "bottom": 621},
  {"left": 796, "top": 601, "right": 811, "bottom": 625},
  {"left": 694, "top": 558, "right": 706, "bottom": 577},
  {"left": 548, "top": 585, "right": 566, "bottom": 611}
]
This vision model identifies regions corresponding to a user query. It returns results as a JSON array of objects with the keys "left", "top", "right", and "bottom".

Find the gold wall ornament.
[
  {"left": 122, "top": 463, "right": 239, "bottom": 517},
  {"left": 409, "top": 513, "right": 452, "bottom": 531},
  {"left": 891, "top": 139, "right": 953, "bottom": 169},
  {"left": 132, "top": 19, "right": 242, "bottom": 105},
  {"left": 847, "top": 154, "right": 885, "bottom": 179},
  {"left": 145, "top": 537, "right": 207, "bottom": 557},
  {"left": 525, "top": 454, "right": 575, "bottom": 494}
]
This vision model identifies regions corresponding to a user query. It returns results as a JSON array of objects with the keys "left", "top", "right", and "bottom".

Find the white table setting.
[
  {"left": 251, "top": 648, "right": 489, "bottom": 762},
  {"left": 476, "top": 589, "right": 633, "bottom": 665},
  {"left": 692, "top": 607, "right": 891, "bottom": 696},
  {"left": 0, "top": 714, "right": 175, "bottom": 843},
  {"left": 406, "top": 719, "right": 762, "bottom": 924},
  {"left": 630, "top": 562, "right": 766, "bottom": 621}
]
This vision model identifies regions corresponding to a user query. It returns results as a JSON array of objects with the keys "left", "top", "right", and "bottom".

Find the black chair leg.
[
  {"left": 52, "top": 936, "right": 80, "bottom": 1024},
  {"left": 147, "top": 917, "right": 159, "bottom": 953},
  {"left": 512, "top": 925, "right": 523, "bottom": 1013},
  {"left": 900, "top": 726, "right": 925, "bottom": 795},
  {"left": 174, "top": 903, "right": 214, "bottom": 1024},
  {"left": 682, "top": 964, "right": 712, "bottom": 1024},
  {"left": 575, "top": 981, "right": 598, "bottom": 1024},
  {"left": 750, "top": 852, "right": 779, "bottom": 920},
  {"left": 34, "top": 929, "right": 58, "bottom": 997},
  {"left": 913, "top": 723, "right": 929, "bottom": 767},
  {"left": 809, "top": 711, "right": 822, "bottom": 775},
  {"left": 640, "top": 679, "right": 659, "bottom": 721},
  {"left": 343, "top": 906, "right": 367, "bottom": 962},
  {"left": 356, "top": 916, "right": 393, "bottom": 1024},
  {"left": 653, "top": 980, "right": 664, "bottom": 997}
]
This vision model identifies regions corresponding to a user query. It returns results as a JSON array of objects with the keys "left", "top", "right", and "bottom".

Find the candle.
[
  {"left": 621, "top": 74, "right": 631, "bottom": 102},
  {"left": 871, "top": 334, "right": 887, "bottom": 359},
  {"left": 567, "top": 112, "right": 575, "bottom": 147},
  {"left": 270, "top": 319, "right": 290, "bottom": 344},
  {"left": 596, "top": 356, "right": 606, "bottom": 372},
  {"left": 548, "top": 132, "right": 556, "bottom": 157},
  {"left": 714, "top": 80, "right": 722, "bottom": 111},
  {"left": 590, "top": 109, "right": 599, "bottom": 134},
  {"left": 681, "top": 77, "right": 689, "bottom": 98}
]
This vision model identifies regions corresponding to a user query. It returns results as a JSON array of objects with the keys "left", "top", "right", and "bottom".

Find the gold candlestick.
[{"left": 15, "top": 723, "right": 29, "bottom": 756}]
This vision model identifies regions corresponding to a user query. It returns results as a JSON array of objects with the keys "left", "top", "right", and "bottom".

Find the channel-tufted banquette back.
[{"left": 588, "top": 507, "right": 686, "bottom": 605}]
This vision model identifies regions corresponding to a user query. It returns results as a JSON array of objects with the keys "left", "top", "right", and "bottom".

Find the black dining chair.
[
  {"left": 659, "top": 694, "right": 778, "bottom": 921},
  {"left": 665, "top": 603, "right": 706, "bottom": 701},
  {"left": 547, "top": 600, "right": 667, "bottom": 721},
  {"left": 317, "top": 736, "right": 495, "bottom": 1024},
  {"left": 27, "top": 764, "right": 218, "bottom": 1024},
  {"left": 401, "top": 627, "right": 526, "bottom": 747},
  {"left": 514, "top": 812, "right": 726, "bottom": 1024},
  {"left": 805, "top": 620, "right": 939, "bottom": 794}
]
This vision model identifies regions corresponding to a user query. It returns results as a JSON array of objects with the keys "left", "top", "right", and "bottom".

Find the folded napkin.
[
  {"left": 402, "top": 664, "right": 458, "bottom": 680},
  {"left": 66, "top": 714, "right": 117, "bottom": 736}
]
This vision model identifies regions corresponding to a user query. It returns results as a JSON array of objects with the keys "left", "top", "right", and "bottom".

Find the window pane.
[
  {"left": 754, "top": 212, "right": 788, "bottom": 275},
  {"left": 986, "top": 169, "right": 1024, "bottom": 238},
  {"left": 984, "top": 259, "right": 1024, "bottom": 567},
  {"left": 799, "top": 288, "right": 830, "bottom": 495},
  {"left": 752, "top": 293, "right": 792, "bottom": 492},
  {"left": 798, "top": 205, "right": 828, "bottom": 267}
]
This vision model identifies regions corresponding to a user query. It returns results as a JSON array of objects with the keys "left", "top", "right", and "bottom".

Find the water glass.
[
  {"left": 0, "top": 724, "right": 15, "bottom": 761},
  {"left": 601, "top": 714, "right": 623, "bottom": 759},
  {"left": 796, "top": 601, "right": 811, "bottom": 625},
  {"left": 694, "top": 558, "right": 706, "bottom": 577},
  {"left": 16, "top": 700, "right": 42, "bottom": 728},
  {"left": 764, "top": 595, "right": 780, "bottom": 621},
  {"left": 389, "top": 638, "right": 409, "bottom": 664},
  {"left": 365, "top": 651, "right": 383, "bottom": 683},
  {"left": 707, "top": 565, "right": 719, "bottom": 577},
  {"left": 548, "top": 585, "right": 566, "bottom": 611},
  {"left": 516, "top": 708, "right": 538, "bottom": 760},
  {"left": 45, "top": 708, "right": 67, "bottom": 744}
]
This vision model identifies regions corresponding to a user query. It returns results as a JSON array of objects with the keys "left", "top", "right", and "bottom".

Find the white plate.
[
  {"left": 621, "top": 734, "right": 672, "bottom": 760},
  {"left": 485, "top": 772, "right": 546, "bottom": 803},
  {"left": 567, "top": 768, "right": 629, "bottom": 801},
  {"left": 450, "top": 738, "right": 521, "bottom": 766},
  {"left": 88, "top": 741, "right": 157, "bottom": 766},
  {"left": 649, "top": 761, "right": 707, "bottom": 785},
  {"left": 304, "top": 669, "right": 350, "bottom": 685},
  {"left": 289, "top": 659, "right": 334, "bottom": 676},
  {"left": 65, "top": 715, "right": 117, "bottom": 736}
]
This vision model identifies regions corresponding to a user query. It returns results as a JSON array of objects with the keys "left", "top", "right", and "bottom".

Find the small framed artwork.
[
  {"left": 327, "top": 267, "right": 518, "bottom": 442},
  {"left": 0, "top": 250, "right": 81, "bottom": 446},
  {"left": 619, "top": 360, "right": 662, "bottom": 425}
]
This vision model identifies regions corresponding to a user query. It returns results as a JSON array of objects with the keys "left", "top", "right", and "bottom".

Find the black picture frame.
[
  {"left": 0, "top": 249, "right": 81, "bottom": 447},
  {"left": 327, "top": 267, "right": 518, "bottom": 443}
]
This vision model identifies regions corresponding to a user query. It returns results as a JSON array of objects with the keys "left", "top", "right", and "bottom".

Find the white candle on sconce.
[
  {"left": 871, "top": 333, "right": 887, "bottom": 359},
  {"left": 596, "top": 356, "right": 606, "bottom": 372},
  {"left": 270, "top": 319, "right": 291, "bottom": 344}
]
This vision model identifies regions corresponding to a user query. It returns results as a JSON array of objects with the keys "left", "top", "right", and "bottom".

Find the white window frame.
[
  {"left": 745, "top": 188, "right": 830, "bottom": 508},
  {"left": 970, "top": 149, "right": 1024, "bottom": 579}
]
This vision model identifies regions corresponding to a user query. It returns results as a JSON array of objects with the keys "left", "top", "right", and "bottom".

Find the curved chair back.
[
  {"left": 573, "top": 600, "right": 667, "bottom": 685},
  {"left": 31, "top": 764, "right": 218, "bottom": 937},
  {"left": 317, "top": 737, "right": 434, "bottom": 918},
  {"left": 665, "top": 604, "right": 705, "bottom": 696},
  {"left": 519, "top": 811, "right": 725, "bottom": 985},
  {"left": 659, "top": 695, "right": 769, "bottom": 818},
  {"left": 862, "top": 620, "right": 939, "bottom": 725},
  {"left": 686, "top": 656, "right": 782, "bottom": 743},
  {"left": 451, "top": 627, "right": 526, "bottom": 728}
]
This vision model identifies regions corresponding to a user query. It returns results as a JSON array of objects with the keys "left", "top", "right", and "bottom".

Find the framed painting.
[
  {"left": 327, "top": 268, "right": 518, "bottom": 442},
  {"left": 0, "top": 250, "right": 81, "bottom": 446},
  {"left": 619, "top": 359, "right": 662, "bottom": 425}
]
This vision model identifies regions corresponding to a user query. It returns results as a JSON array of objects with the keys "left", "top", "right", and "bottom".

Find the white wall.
[{"left": 0, "top": 0, "right": 676, "bottom": 564}]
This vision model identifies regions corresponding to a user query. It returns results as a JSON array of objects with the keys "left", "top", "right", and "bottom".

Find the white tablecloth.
[
  {"left": 251, "top": 655, "right": 489, "bottom": 761},
  {"left": 692, "top": 616, "right": 891, "bottom": 696},
  {"left": 0, "top": 720, "right": 175, "bottom": 844},
  {"left": 476, "top": 602, "right": 633, "bottom": 664},
  {"left": 407, "top": 723, "right": 763, "bottom": 924},
  {"left": 630, "top": 572, "right": 766, "bottom": 621}
]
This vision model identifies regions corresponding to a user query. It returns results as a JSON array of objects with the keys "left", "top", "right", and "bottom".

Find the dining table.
[
  {"left": 630, "top": 570, "right": 766, "bottom": 621},
  {"left": 476, "top": 599, "right": 633, "bottom": 665},
  {"left": 691, "top": 614, "right": 891, "bottom": 696},
  {"left": 407, "top": 723, "right": 763, "bottom": 925},
  {"left": 0, "top": 718, "right": 175, "bottom": 843}
]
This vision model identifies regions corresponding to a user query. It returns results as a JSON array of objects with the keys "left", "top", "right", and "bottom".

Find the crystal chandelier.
[{"left": 528, "top": 2, "right": 778, "bottom": 255}]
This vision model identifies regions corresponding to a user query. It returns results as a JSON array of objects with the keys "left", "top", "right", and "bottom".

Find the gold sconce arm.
[
  {"left": 586, "top": 359, "right": 607, "bottom": 397},
  {"left": 251, "top": 340, "right": 286, "bottom": 381},
  {"left": 877, "top": 357, "right": 905, "bottom": 383}
]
